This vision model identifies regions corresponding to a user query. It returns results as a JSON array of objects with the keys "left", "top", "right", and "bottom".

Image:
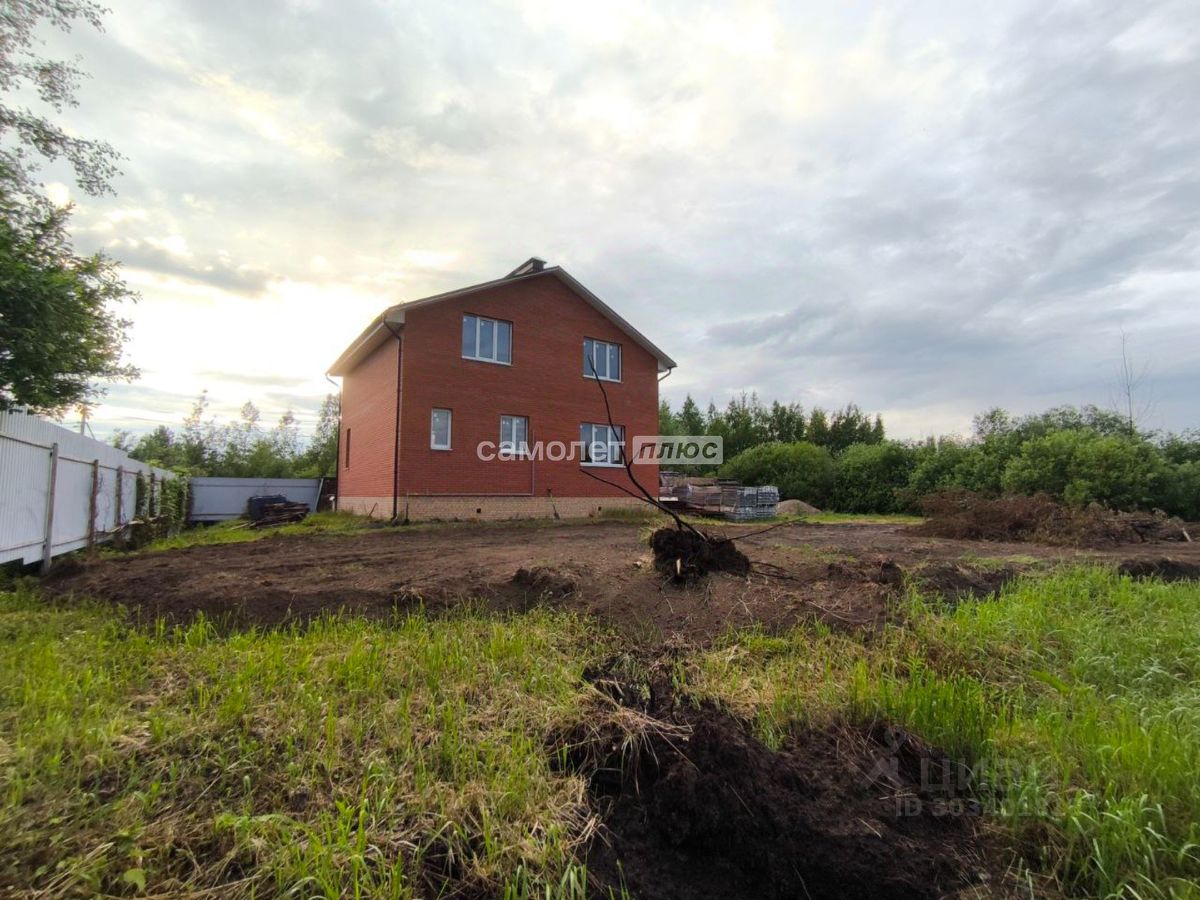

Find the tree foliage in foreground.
[
  {"left": 0, "top": 206, "right": 136, "bottom": 411},
  {"left": 0, "top": 0, "right": 134, "bottom": 414}
]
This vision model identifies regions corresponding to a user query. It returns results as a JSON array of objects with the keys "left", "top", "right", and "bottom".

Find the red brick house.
[{"left": 328, "top": 258, "right": 677, "bottom": 520}]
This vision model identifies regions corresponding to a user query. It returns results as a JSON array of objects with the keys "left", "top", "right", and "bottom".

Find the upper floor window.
[
  {"left": 499, "top": 415, "right": 529, "bottom": 458},
  {"left": 431, "top": 408, "right": 452, "bottom": 450},
  {"left": 583, "top": 338, "right": 621, "bottom": 381},
  {"left": 463, "top": 314, "right": 512, "bottom": 364}
]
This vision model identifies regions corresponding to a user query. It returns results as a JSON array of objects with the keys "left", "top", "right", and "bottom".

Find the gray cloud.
[{"left": 38, "top": 0, "right": 1200, "bottom": 439}]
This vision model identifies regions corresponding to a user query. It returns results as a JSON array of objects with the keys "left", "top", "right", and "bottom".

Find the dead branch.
[{"left": 582, "top": 355, "right": 706, "bottom": 538}]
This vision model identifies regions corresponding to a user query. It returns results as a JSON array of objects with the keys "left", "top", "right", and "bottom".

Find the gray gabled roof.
[{"left": 327, "top": 260, "right": 677, "bottom": 376}]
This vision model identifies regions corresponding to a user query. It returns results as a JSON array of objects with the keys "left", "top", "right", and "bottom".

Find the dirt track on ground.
[{"left": 46, "top": 520, "right": 1200, "bottom": 642}]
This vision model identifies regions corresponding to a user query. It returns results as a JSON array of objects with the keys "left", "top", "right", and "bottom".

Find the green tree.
[
  {"left": 720, "top": 441, "right": 835, "bottom": 506},
  {"left": 766, "top": 401, "right": 805, "bottom": 443},
  {"left": 827, "top": 404, "right": 880, "bottom": 453},
  {"left": 1, "top": 0, "right": 120, "bottom": 207},
  {"left": 298, "top": 393, "right": 340, "bottom": 476},
  {"left": 807, "top": 408, "right": 830, "bottom": 448},
  {"left": 0, "top": 208, "right": 136, "bottom": 412},
  {"left": 0, "top": 1, "right": 133, "bottom": 414},
  {"left": 833, "top": 442, "right": 917, "bottom": 513},
  {"left": 677, "top": 395, "right": 705, "bottom": 435},
  {"left": 658, "top": 399, "right": 678, "bottom": 436},
  {"left": 722, "top": 392, "right": 769, "bottom": 459}
]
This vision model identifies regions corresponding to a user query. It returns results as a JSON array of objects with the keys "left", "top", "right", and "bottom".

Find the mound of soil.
[
  {"left": 1117, "top": 558, "right": 1200, "bottom": 582},
  {"left": 915, "top": 563, "right": 1017, "bottom": 603},
  {"left": 777, "top": 498, "right": 822, "bottom": 516},
  {"left": 563, "top": 680, "right": 996, "bottom": 899},
  {"left": 915, "top": 490, "right": 1190, "bottom": 548},
  {"left": 650, "top": 528, "right": 750, "bottom": 582}
]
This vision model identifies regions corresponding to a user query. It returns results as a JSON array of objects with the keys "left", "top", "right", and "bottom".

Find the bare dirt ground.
[
  {"left": 44, "top": 519, "right": 1200, "bottom": 898},
  {"left": 45, "top": 520, "right": 1200, "bottom": 642}
]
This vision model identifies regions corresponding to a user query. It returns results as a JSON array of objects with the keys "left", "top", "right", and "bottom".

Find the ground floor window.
[
  {"left": 500, "top": 415, "right": 529, "bottom": 457},
  {"left": 431, "top": 408, "right": 452, "bottom": 450},
  {"left": 580, "top": 422, "right": 624, "bottom": 466}
]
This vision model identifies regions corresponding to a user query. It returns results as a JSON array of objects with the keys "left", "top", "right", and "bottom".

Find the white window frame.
[
  {"left": 462, "top": 314, "right": 512, "bottom": 365},
  {"left": 583, "top": 338, "right": 621, "bottom": 382},
  {"left": 431, "top": 408, "right": 452, "bottom": 450},
  {"left": 580, "top": 422, "right": 625, "bottom": 467},
  {"left": 499, "top": 415, "right": 530, "bottom": 458}
]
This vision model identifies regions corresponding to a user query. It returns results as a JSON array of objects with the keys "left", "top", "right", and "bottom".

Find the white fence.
[
  {"left": 189, "top": 477, "right": 323, "bottom": 522},
  {"left": 0, "top": 410, "right": 175, "bottom": 569}
]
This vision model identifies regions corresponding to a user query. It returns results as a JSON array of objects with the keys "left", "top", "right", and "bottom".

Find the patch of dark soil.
[
  {"left": 916, "top": 563, "right": 1018, "bottom": 603},
  {"left": 565, "top": 701, "right": 997, "bottom": 900},
  {"left": 1117, "top": 558, "right": 1200, "bottom": 582},
  {"left": 650, "top": 528, "right": 751, "bottom": 582},
  {"left": 511, "top": 565, "right": 577, "bottom": 598},
  {"left": 42, "top": 517, "right": 1200, "bottom": 642}
]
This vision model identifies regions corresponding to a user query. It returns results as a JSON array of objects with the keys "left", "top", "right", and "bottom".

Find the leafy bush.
[
  {"left": 833, "top": 442, "right": 917, "bottom": 513},
  {"left": 1002, "top": 431, "right": 1169, "bottom": 511},
  {"left": 719, "top": 441, "right": 835, "bottom": 505},
  {"left": 1164, "top": 461, "right": 1200, "bottom": 520}
]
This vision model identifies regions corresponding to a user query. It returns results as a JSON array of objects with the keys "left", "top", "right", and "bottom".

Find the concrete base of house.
[{"left": 336, "top": 495, "right": 649, "bottom": 521}]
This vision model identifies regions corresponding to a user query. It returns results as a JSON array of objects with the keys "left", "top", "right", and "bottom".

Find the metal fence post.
[
  {"left": 40, "top": 442, "right": 59, "bottom": 574},
  {"left": 87, "top": 459, "right": 100, "bottom": 553},
  {"left": 115, "top": 466, "right": 124, "bottom": 528}
]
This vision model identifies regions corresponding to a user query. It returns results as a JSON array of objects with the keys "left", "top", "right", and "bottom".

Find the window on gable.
[
  {"left": 580, "top": 422, "right": 625, "bottom": 466},
  {"left": 463, "top": 314, "right": 512, "bottom": 364},
  {"left": 583, "top": 338, "right": 621, "bottom": 381},
  {"left": 431, "top": 408, "right": 452, "bottom": 450},
  {"left": 344, "top": 428, "right": 351, "bottom": 468},
  {"left": 499, "top": 415, "right": 529, "bottom": 458}
]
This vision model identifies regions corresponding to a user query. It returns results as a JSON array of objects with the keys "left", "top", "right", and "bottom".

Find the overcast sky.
[{"left": 38, "top": 0, "right": 1200, "bottom": 441}]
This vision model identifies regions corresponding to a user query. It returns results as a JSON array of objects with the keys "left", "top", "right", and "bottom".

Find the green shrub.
[
  {"left": 833, "top": 442, "right": 916, "bottom": 513},
  {"left": 1164, "top": 461, "right": 1200, "bottom": 520},
  {"left": 1002, "top": 431, "right": 1169, "bottom": 511},
  {"left": 719, "top": 441, "right": 835, "bottom": 505}
]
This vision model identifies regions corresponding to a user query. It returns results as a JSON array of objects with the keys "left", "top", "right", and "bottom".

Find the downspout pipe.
[
  {"left": 324, "top": 374, "right": 341, "bottom": 511},
  {"left": 384, "top": 322, "right": 403, "bottom": 521}
]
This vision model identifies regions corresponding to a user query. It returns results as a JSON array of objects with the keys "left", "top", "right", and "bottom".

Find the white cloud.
[{"left": 39, "top": 0, "right": 1200, "bottom": 440}]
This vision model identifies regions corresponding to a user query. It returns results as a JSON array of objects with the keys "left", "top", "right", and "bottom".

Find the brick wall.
[
  {"left": 337, "top": 272, "right": 663, "bottom": 512},
  {"left": 339, "top": 334, "right": 400, "bottom": 501},
  {"left": 338, "top": 494, "right": 647, "bottom": 521}
]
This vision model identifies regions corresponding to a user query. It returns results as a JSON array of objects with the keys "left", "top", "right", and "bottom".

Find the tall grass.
[
  {"left": 685, "top": 568, "right": 1200, "bottom": 898},
  {"left": 0, "top": 587, "right": 614, "bottom": 897}
]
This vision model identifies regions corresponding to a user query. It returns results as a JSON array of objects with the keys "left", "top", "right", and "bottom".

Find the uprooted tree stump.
[{"left": 650, "top": 527, "right": 751, "bottom": 582}]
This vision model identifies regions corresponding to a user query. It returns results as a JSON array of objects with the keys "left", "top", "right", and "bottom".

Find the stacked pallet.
[
  {"left": 658, "top": 473, "right": 779, "bottom": 520},
  {"left": 725, "top": 485, "right": 780, "bottom": 521}
]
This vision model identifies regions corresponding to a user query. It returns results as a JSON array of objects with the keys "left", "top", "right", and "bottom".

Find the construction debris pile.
[
  {"left": 247, "top": 494, "right": 310, "bottom": 528},
  {"left": 659, "top": 473, "right": 779, "bottom": 521}
]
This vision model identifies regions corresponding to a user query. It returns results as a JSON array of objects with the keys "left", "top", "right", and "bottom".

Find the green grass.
[
  {"left": 0, "top": 587, "right": 619, "bottom": 897},
  {"left": 797, "top": 512, "right": 924, "bottom": 525},
  {"left": 683, "top": 568, "right": 1200, "bottom": 898},
  {"left": 4, "top": 566, "right": 1197, "bottom": 897}
]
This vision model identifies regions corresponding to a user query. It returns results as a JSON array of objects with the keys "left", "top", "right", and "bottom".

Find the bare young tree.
[{"left": 1109, "top": 331, "right": 1155, "bottom": 437}]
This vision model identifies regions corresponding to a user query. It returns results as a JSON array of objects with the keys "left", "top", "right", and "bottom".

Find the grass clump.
[
  {"left": 0, "top": 586, "right": 614, "bottom": 897},
  {"left": 683, "top": 568, "right": 1200, "bottom": 898}
]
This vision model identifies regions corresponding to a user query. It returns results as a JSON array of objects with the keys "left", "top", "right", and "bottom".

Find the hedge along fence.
[{"left": 0, "top": 410, "right": 180, "bottom": 571}]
